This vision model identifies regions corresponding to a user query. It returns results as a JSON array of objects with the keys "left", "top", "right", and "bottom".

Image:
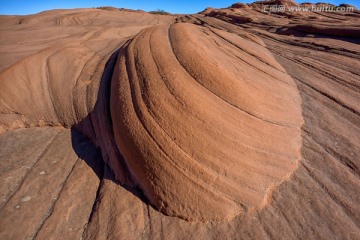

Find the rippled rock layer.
[
  {"left": 0, "top": 1, "right": 359, "bottom": 239},
  {"left": 110, "top": 23, "right": 303, "bottom": 220}
]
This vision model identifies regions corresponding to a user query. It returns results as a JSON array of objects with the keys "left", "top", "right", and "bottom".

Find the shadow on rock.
[{"left": 69, "top": 44, "right": 150, "bottom": 205}]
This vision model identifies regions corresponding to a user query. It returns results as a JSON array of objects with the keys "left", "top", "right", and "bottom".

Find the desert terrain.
[{"left": 0, "top": 0, "right": 359, "bottom": 239}]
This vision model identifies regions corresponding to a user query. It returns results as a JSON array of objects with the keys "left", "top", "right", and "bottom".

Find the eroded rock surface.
[
  {"left": 110, "top": 23, "right": 303, "bottom": 220},
  {"left": 0, "top": 1, "right": 359, "bottom": 239}
]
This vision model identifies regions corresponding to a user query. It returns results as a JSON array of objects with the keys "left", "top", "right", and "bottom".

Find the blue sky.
[{"left": 0, "top": 0, "right": 359, "bottom": 15}]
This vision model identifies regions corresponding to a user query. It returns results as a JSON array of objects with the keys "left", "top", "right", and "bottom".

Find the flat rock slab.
[{"left": 0, "top": 128, "right": 102, "bottom": 240}]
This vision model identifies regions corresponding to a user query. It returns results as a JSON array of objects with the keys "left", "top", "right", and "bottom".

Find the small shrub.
[{"left": 149, "top": 9, "right": 170, "bottom": 15}]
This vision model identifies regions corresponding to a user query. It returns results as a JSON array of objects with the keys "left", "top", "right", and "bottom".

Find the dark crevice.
[
  {"left": 72, "top": 42, "right": 134, "bottom": 185},
  {"left": 81, "top": 163, "right": 105, "bottom": 239}
]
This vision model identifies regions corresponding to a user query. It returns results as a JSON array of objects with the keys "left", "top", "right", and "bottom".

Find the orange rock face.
[
  {"left": 110, "top": 23, "right": 303, "bottom": 220},
  {"left": 0, "top": 1, "right": 359, "bottom": 239}
]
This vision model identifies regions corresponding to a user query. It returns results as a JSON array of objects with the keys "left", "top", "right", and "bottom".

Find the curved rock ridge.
[
  {"left": 110, "top": 23, "right": 303, "bottom": 221},
  {"left": 0, "top": 8, "right": 175, "bottom": 133}
]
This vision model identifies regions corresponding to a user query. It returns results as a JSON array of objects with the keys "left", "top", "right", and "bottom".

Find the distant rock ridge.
[{"left": 203, "top": 1, "right": 358, "bottom": 13}]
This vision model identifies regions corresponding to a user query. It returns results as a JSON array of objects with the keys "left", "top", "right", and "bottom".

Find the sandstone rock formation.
[
  {"left": 0, "top": 1, "right": 359, "bottom": 239},
  {"left": 110, "top": 23, "right": 303, "bottom": 221}
]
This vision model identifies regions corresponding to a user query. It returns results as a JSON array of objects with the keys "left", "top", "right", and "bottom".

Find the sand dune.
[{"left": 0, "top": 1, "right": 359, "bottom": 239}]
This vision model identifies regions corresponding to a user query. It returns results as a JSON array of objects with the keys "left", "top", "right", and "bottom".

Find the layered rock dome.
[
  {"left": 0, "top": 1, "right": 359, "bottom": 239},
  {"left": 110, "top": 23, "right": 303, "bottom": 220}
]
